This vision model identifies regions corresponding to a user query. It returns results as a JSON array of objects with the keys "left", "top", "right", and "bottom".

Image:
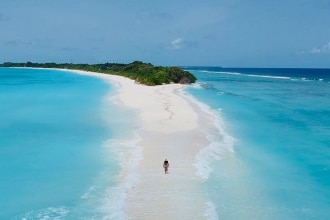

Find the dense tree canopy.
[{"left": 0, "top": 61, "right": 196, "bottom": 86}]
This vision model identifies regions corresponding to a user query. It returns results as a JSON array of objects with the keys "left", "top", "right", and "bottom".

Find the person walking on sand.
[{"left": 163, "top": 159, "right": 169, "bottom": 174}]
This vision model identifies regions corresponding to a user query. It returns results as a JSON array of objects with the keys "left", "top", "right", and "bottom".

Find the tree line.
[{"left": 0, "top": 61, "right": 196, "bottom": 86}]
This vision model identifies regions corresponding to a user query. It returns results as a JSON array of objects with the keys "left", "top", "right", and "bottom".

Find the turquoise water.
[
  {"left": 185, "top": 68, "right": 330, "bottom": 219},
  {"left": 2, "top": 67, "right": 330, "bottom": 219},
  {"left": 0, "top": 68, "right": 137, "bottom": 219}
]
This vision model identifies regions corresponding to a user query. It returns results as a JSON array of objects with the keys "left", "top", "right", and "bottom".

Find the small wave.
[
  {"left": 246, "top": 74, "right": 291, "bottom": 80},
  {"left": 181, "top": 91, "right": 235, "bottom": 180},
  {"left": 201, "top": 70, "right": 243, "bottom": 76},
  {"left": 16, "top": 206, "right": 69, "bottom": 220},
  {"left": 290, "top": 77, "right": 326, "bottom": 82},
  {"left": 99, "top": 132, "right": 143, "bottom": 219},
  {"left": 217, "top": 71, "right": 242, "bottom": 75},
  {"left": 189, "top": 82, "right": 204, "bottom": 90},
  {"left": 300, "top": 77, "right": 313, "bottom": 82},
  {"left": 204, "top": 201, "right": 219, "bottom": 220},
  {"left": 209, "top": 70, "right": 242, "bottom": 75},
  {"left": 194, "top": 125, "right": 235, "bottom": 179},
  {"left": 81, "top": 186, "right": 97, "bottom": 199},
  {"left": 200, "top": 83, "right": 213, "bottom": 89},
  {"left": 197, "top": 69, "right": 297, "bottom": 81}
]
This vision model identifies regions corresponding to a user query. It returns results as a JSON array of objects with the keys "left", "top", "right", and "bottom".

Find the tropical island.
[{"left": 0, "top": 61, "right": 196, "bottom": 86}]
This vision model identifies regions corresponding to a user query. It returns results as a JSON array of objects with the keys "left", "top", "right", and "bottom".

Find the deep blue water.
[
  {"left": 185, "top": 67, "right": 330, "bottom": 219},
  {"left": 184, "top": 67, "right": 330, "bottom": 82}
]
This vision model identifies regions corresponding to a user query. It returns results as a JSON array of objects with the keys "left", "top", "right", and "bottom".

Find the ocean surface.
[
  {"left": 1, "top": 67, "right": 330, "bottom": 219},
  {"left": 184, "top": 67, "right": 330, "bottom": 219},
  {"left": 0, "top": 68, "right": 139, "bottom": 219}
]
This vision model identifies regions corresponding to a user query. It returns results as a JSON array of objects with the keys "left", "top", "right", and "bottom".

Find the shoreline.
[{"left": 63, "top": 69, "right": 217, "bottom": 219}]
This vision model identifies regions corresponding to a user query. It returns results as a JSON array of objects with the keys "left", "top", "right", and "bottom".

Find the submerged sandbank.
[{"left": 66, "top": 69, "right": 218, "bottom": 219}]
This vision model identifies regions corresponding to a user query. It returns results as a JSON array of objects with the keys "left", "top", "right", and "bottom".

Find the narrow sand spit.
[{"left": 67, "top": 70, "right": 215, "bottom": 219}]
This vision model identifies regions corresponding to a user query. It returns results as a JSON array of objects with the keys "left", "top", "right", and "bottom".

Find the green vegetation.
[{"left": 0, "top": 61, "right": 196, "bottom": 86}]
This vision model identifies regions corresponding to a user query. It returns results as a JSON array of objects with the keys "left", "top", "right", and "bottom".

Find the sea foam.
[
  {"left": 204, "top": 201, "right": 220, "bottom": 220},
  {"left": 99, "top": 131, "right": 143, "bottom": 219},
  {"left": 180, "top": 89, "right": 235, "bottom": 180},
  {"left": 17, "top": 206, "right": 69, "bottom": 220}
]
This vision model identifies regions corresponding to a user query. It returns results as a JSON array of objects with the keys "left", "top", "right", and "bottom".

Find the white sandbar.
[{"left": 66, "top": 70, "right": 215, "bottom": 219}]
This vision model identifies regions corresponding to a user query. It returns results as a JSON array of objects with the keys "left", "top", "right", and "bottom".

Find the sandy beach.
[{"left": 67, "top": 70, "right": 215, "bottom": 219}]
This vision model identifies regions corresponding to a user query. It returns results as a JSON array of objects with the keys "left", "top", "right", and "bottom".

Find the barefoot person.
[{"left": 163, "top": 159, "right": 169, "bottom": 174}]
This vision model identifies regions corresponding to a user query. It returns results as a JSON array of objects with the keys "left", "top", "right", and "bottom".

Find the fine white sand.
[{"left": 66, "top": 70, "right": 215, "bottom": 219}]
